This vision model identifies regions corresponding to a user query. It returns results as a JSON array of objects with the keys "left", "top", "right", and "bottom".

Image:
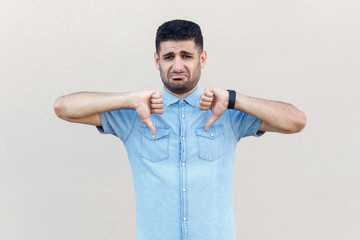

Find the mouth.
[{"left": 169, "top": 73, "right": 188, "bottom": 80}]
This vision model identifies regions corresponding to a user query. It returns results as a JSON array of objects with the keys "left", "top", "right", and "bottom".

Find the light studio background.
[{"left": 1, "top": 0, "right": 359, "bottom": 239}]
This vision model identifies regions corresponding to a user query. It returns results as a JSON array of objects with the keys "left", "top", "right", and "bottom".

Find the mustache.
[{"left": 168, "top": 71, "right": 189, "bottom": 78}]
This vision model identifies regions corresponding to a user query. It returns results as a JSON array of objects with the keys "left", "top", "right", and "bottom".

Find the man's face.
[{"left": 154, "top": 40, "right": 207, "bottom": 95}]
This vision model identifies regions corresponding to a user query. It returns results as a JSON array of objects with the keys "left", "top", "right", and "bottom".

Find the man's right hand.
[
  {"left": 54, "top": 90, "right": 164, "bottom": 135},
  {"left": 133, "top": 90, "right": 164, "bottom": 135}
]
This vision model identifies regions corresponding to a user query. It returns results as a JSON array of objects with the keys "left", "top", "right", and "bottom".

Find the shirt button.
[
  {"left": 181, "top": 115, "right": 185, "bottom": 118},
  {"left": 181, "top": 162, "right": 185, "bottom": 167},
  {"left": 152, "top": 135, "right": 155, "bottom": 138},
  {"left": 183, "top": 217, "right": 187, "bottom": 221},
  {"left": 182, "top": 188, "right": 186, "bottom": 192},
  {"left": 181, "top": 100, "right": 184, "bottom": 104},
  {"left": 210, "top": 133, "right": 214, "bottom": 137},
  {"left": 182, "top": 137, "right": 185, "bottom": 141}
]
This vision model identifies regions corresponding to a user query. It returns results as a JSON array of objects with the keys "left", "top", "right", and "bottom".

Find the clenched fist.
[
  {"left": 133, "top": 90, "right": 164, "bottom": 135},
  {"left": 199, "top": 87, "right": 230, "bottom": 131}
]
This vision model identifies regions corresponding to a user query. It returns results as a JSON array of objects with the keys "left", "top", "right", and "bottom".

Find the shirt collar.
[{"left": 162, "top": 86, "right": 201, "bottom": 107}]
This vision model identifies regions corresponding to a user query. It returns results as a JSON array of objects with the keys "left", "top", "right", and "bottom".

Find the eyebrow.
[{"left": 162, "top": 51, "right": 194, "bottom": 58}]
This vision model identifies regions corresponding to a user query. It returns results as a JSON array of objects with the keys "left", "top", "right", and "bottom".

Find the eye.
[
  {"left": 183, "top": 55, "right": 192, "bottom": 59},
  {"left": 164, "top": 56, "right": 174, "bottom": 60}
]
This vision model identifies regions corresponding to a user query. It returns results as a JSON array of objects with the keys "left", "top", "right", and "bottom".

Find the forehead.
[{"left": 158, "top": 40, "right": 198, "bottom": 54}]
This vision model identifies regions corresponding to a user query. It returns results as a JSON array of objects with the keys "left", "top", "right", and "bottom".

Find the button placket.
[{"left": 179, "top": 100, "right": 188, "bottom": 239}]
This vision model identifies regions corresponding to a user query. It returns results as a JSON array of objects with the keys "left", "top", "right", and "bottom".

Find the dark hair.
[{"left": 155, "top": 19, "right": 203, "bottom": 53}]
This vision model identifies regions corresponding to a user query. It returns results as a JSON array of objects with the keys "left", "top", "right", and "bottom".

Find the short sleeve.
[
  {"left": 229, "top": 110, "right": 265, "bottom": 141},
  {"left": 96, "top": 109, "right": 137, "bottom": 142}
]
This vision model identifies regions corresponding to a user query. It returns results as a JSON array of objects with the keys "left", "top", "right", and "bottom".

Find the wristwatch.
[{"left": 227, "top": 90, "right": 236, "bottom": 109}]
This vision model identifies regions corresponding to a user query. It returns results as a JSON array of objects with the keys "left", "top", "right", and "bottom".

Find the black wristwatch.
[{"left": 227, "top": 90, "right": 236, "bottom": 109}]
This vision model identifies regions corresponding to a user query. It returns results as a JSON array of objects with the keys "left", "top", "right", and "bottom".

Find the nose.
[{"left": 173, "top": 56, "right": 184, "bottom": 72}]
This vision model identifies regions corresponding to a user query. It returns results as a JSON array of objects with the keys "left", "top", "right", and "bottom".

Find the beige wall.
[{"left": 1, "top": 0, "right": 359, "bottom": 239}]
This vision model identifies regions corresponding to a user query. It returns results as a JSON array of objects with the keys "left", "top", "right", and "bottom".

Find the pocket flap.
[
  {"left": 141, "top": 127, "right": 170, "bottom": 140},
  {"left": 196, "top": 125, "right": 224, "bottom": 139}
]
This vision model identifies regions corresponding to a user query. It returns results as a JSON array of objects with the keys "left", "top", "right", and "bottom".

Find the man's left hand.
[{"left": 199, "top": 87, "right": 229, "bottom": 131}]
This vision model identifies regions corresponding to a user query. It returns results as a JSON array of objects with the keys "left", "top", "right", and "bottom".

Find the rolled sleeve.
[
  {"left": 95, "top": 109, "right": 137, "bottom": 142},
  {"left": 229, "top": 110, "right": 265, "bottom": 141},
  {"left": 243, "top": 117, "right": 265, "bottom": 138},
  {"left": 97, "top": 112, "right": 116, "bottom": 135}
]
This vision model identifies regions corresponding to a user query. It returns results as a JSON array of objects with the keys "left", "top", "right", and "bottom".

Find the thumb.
[
  {"left": 205, "top": 114, "right": 219, "bottom": 132},
  {"left": 142, "top": 117, "right": 156, "bottom": 135}
]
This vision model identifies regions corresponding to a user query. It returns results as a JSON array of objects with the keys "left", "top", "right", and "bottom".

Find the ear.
[
  {"left": 200, "top": 50, "right": 207, "bottom": 68},
  {"left": 154, "top": 52, "right": 160, "bottom": 70}
]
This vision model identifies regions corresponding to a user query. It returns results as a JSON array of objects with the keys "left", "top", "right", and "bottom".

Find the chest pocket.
[
  {"left": 196, "top": 125, "right": 225, "bottom": 161},
  {"left": 141, "top": 127, "right": 170, "bottom": 162}
]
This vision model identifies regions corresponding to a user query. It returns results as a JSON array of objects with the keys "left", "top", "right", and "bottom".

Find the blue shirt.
[{"left": 97, "top": 87, "right": 264, "bottom": 240}]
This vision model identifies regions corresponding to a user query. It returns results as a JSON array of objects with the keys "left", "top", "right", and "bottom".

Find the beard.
[{"left": 159, "top": 66, "right": 201, "bottom": 95}]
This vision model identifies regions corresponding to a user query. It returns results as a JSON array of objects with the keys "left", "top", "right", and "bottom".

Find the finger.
[
  {"left": 142, "top": 118, "right": 156, "bottom": 135},
  {"left": 199, "top": 101, "right": 212, "bottom": 107},
  {"left": 204, "top": 87, "right": 214, "bottom": 98},
  {"left": 151, "top": 103, "right": 164, "bottom": 109},
  {"left": 199, "top": 105, "right": 211, "bottom": 111},
  {"left": 205, "top": 114, "right": 219, "bottom": 132},
  {"left": 199, "top": 100, "right": 212, "bottom": 110},
  {"left": 151, "top": 97, "right": 164, "bottom": 104},
  {"left": 200, "top": 95, "right": 213, "bottom": 102},
  {"left": 151, "top": 108, "right": 164, "bottom": 114},
  {"left": 151, "top": 90, "right": 162, "bottom": 99}
]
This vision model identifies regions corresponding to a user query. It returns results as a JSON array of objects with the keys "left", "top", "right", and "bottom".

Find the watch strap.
[{"left": 227, "top": 90, "right": 236, "bottom": 109}]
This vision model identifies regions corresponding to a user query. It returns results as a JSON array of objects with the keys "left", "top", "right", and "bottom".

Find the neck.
[{"left": 165, "top": 86, "right": 197, "bottom": 99}]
